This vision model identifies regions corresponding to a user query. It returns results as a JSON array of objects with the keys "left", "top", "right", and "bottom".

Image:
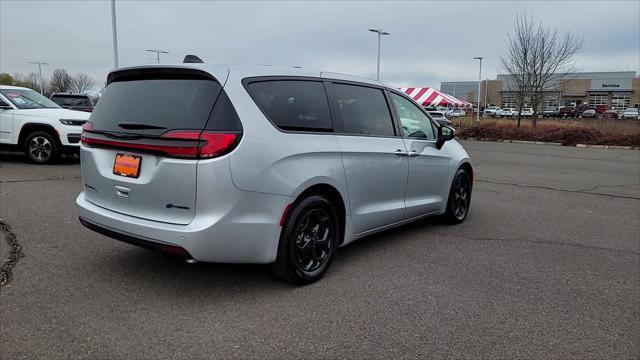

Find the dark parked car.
[
  {"left": 581, "top": 109, "right": 597, "bottom": 118},
  {"left": 594, "top": 104, "right": 608, "bottom": 114},
  {"left": 542, "top": 107, "right": 558, "bottom": 117},
  {"left": 603, "top": 110, "right": 618, "bottom": 119},
  {"left": 557, "top": 106, "right": 578, "bottom": 118},
  {"left": 50, "top": 93, "right": 94, "bottom": 112}
]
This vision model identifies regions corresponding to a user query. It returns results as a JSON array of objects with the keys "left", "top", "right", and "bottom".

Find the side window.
[
  {"left": 391, "top": 93, "right": 435, "bottom": 140},
  {"left": 330, "top": 83, "right": 395, "bottom": 136},
  {"left": 247, "top": 80, "right": 332, "bottom": 131}
]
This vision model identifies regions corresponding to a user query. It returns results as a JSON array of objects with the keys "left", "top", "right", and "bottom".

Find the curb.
[{"left": 461, "top": 138, "right": 638, "bottom": 150}]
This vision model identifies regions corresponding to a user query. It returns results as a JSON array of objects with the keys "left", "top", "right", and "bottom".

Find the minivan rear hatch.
[{"left": 80, "top": 67, "right": 241, "bottom": 225}]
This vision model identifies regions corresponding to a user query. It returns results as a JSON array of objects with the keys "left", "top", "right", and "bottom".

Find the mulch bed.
[{"left": 457, "top": 124, "right": 640, "bottom": 147}]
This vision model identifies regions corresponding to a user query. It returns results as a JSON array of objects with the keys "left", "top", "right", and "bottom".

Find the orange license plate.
[{"left": 113, "top": 153, "right": 141, "bottom": 178}]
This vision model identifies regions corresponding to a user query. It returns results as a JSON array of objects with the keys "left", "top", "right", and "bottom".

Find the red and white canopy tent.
[{"left": 400, "top": 87, "right": 473, "bottom": 108}]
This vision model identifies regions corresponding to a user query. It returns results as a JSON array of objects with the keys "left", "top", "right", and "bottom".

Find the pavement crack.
[
  {"left": 432, "top": 231, "right": 640, "bottom": 255},
  {"left": 0, "top": 176, "right": 82, "bottom": 184},
  {"left": 577, "top": 182, "right": 640, "bottom": 193},
  {"left": 477, "top": 179, "right": 640, "bottom": 200},
  {"left": 0, "top": 219, "right": 24, "bottom": 288}
]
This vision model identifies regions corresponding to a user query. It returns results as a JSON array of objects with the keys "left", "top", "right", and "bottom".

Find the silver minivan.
[{"left": 77, "top": 61, "right": 473, "bottom": 284}]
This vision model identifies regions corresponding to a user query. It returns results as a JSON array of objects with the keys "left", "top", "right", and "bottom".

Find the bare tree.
[
  {"left": 12, "top": 72, "right": 40, "bottom": 91},
  {"left": 501, "top": 13, "right": 583, "bottom": 127},
  {"left": 70, "top": 73, "right": 95, "bottom": 94},
  {"left": 48, "top": 69, "right": 73, "bottom": 94}
]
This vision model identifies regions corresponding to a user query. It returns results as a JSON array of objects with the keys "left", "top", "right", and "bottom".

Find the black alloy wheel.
[
  {"left": 444, "top": 169, "right": 472, "bottom": 224},
  {"left": 272, "top": 195, "right": 340, "bottom": 285}
]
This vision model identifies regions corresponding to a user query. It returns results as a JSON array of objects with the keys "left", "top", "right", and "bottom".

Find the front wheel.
[
  {"left": 443, "top": 169, "right": 472, "bottom": 224},
  {"left": 24, "top": 131, "right": 60, "bottom": 164},
  {"left": 271, "top": 195, "right": 340, "bottom": 285}
]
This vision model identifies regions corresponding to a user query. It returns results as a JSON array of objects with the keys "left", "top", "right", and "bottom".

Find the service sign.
[{"left": 590, "top": 79, "right": 633, "bottom": 91}]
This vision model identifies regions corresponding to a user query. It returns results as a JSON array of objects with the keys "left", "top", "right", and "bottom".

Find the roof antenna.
[{"left": 183, "top": 55, "right": 203, "bottom": 63}]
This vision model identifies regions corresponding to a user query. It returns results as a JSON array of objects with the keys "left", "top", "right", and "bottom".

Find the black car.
[
  {"left": 542, "top": 107, "right": 558, "bottom": 117},
  {"left": 50, "top": 93, "right": 94, "bottom": 112}
]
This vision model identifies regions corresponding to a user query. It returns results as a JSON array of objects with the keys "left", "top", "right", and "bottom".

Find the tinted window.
[
  {"left": 90, "top": 79, "right": 223, "bottom": 135},
  {"left": 391, "top": 93, "right": 435, "bottom": 140},
  {"left": 330, "top": 83, "right": 395, "bottom": 136},
  {"left": 206, "top": 91, "right": 242, "bottom": 131},
  {"left": 247, "top": 80, "right": 332, "bottom": 131},
  {"left": 51, "top": 96, "right": 92, "bottom": 107}
]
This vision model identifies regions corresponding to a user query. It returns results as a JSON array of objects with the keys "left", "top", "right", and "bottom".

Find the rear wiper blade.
[{"left": 118, "top": 122, "right": 167, "bottom": 130}]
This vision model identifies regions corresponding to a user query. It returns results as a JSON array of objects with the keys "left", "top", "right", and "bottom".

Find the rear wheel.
[
  {"left": 271, "top": 195, "right": 340, "bottom": 285},
  {"left": 24, "top": 131, "right": 60, "bottom": 164},
  {"left": 443, "top": 169, "right": 472, "bottom": 224}
]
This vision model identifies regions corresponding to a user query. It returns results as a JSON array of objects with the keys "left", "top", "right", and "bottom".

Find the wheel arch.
[
  {"left": 18, "top": 123, "right": 60, "bottom": 147},
  {"left": 458, "top": 161, "right": 474, "bottom": 185},
  {"left": 291, "top": 183, "right": 348, "bottom": 246}
]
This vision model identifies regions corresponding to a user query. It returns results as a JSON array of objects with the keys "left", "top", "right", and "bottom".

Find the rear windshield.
[
  {"left": 52, "top": 96, "right": 92, "bottom": 107},
  {"left": 90, "top": 79, "right": 224, "bottom": 135}
]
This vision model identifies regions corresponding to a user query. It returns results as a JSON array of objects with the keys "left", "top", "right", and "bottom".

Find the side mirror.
[
  {"left": 0, "top": 100, "right": 12, "bottom": 110},
  {"left": 436, "top": 125, "right": 455, "bottom": 149}
]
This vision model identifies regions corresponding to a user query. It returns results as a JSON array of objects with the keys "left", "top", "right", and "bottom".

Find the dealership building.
[{"left": 441, "top": 71, "right": 639, "bottom": 111}]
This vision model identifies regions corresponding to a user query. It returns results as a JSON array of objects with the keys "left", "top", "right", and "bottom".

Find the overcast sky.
[{"left": 1, "top": 0, "right": 638, "bottom": 90}]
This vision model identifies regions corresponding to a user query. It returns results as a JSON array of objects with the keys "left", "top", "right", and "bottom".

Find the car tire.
[
  {"left": 443, "top": 169, "right": 472, "bottom": 224},
  {"left": 24, "top": 130, "right": 60, "bottom": 164},
  {"left": 271, "top": 195, "right": 340, "bottom": 285}
]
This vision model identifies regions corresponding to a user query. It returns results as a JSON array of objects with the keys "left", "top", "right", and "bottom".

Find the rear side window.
[
  {"left": 247, "top": 80, "right": 332, "bottom": 131},
  {"left": 91, "top": 79, "right": 223, "bottom": 136},
  {"left": 205, "top": 91, "right": 242, "bottom": 131},
  {"left": 329, "top": 83, "right": 395, "bottom": 136}
]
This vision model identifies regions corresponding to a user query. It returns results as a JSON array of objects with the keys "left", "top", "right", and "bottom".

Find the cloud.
[{"left": 1, "top": 0, "right": 637, "bottom": 91}]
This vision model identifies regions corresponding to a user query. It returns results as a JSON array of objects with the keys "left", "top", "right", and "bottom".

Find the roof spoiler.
[{"left": 183, "top": 55, "right": 203, "bottom": 64}]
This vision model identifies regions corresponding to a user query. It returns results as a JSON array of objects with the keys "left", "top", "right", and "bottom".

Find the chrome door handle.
[
  {"left": 394, "top": 149, "right": 409, "bottom": 156},
  {"left": 407, "top": 150, "right": 420, "bottom": 156}
]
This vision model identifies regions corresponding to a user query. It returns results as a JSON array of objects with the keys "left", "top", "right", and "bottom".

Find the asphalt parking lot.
[{"left": 1, "top": 141, "right": 638, "bottom": 359}]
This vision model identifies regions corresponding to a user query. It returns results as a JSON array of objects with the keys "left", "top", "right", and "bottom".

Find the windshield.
[
  {"left": 0, "top": 89, "right": 60, "bottom": 109},
  {"left": 51, "top": 96, "right": 92, "bottom": 107}
]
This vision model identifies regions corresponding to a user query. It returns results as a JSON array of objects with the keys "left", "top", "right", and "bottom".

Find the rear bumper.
[
  {"left": 76, "top": 190, "right": 291, "bottom": 264},
  {"left": 79, "top": 217, "right": 193, "bottom": 259}
]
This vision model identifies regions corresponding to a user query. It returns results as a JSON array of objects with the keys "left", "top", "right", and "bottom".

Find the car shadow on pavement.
[
  {"left": 0, "top": 151, "right": 79, "bottom": 165},
  {"left": 90, "top": 216, "right": 449, "bottom": 295}
]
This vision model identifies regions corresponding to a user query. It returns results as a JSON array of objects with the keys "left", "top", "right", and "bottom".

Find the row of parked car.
[{"left": 483, "top": 105, "right": 640, "bottom": 119}]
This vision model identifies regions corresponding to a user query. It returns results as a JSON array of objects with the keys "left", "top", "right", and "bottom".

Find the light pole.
[
  {"left": 369, "top": 29, "right": 390, "bottom": 81},
  {"left": 484, "top": 78, "right": 488, "bottom": 108},
  {"left": 146, "top": 49, "right": 169, "bottom": 64},
  {"left": 28, "top": 61, "right": 49, "bottom": 94},
  {"left": 473, "top": 57, "right": 483, "bottom": 122},
  {"left": 111, "top": 0, "right": 119, "bottom": 68}
]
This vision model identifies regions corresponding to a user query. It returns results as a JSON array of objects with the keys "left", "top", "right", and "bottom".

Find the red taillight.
[
  {"left": 161, "top": 131, "right": 238, "bottom": 159},
  {"left": 82, "top": 122, "right": 93, "bottom": 131},
  {"left": 81, "top": 129, "right": 239, "bottom": 159}
]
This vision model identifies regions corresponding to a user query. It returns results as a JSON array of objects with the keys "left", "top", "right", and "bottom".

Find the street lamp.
[
  {"left": 111, "top": 0, "right": 119, "bottom": 68},
  {"left": 28, "top": 61, "right": 49, "bottom": 94},
  {"left": 473, "top": 57, "right": 483, "bottom": 122},
  {"left": 146, "top": 49, "right": 169, "bottom": 64},
  {"left": 369, "top": 28, "right": 390, "bottom": 81}
]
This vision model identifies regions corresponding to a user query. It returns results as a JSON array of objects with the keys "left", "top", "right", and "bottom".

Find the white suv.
[
  {"left": 498, "top": 108, "right": 517, "bottom": 117},
  {"left": 483, "top": 106, "right": 500, "bottom": 117},
  {"left": 0, "top": 85, "right": 90, "bottom": 163}
]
